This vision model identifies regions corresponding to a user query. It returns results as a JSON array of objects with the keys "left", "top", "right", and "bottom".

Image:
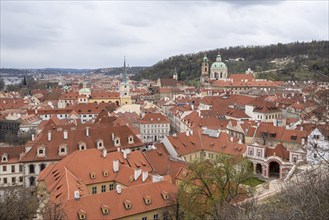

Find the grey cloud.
[{"left": 0, "top": 0, "right": 328, "bottom": 68}]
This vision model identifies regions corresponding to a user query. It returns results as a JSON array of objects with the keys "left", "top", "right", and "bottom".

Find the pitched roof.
[
  {"left": 167, "top": 129, "right": 246, "bottom": 157},
  {"left": 0, "top": 146, "right": 25, "bottom": 164},
  {"left": 21, "top": 124, "right": 144, "bottom": 162},
  {"left": 140, "top": 113, "right": 169, "bottom": 124},
  {"left": 266, "top": 143, "right": 290, "bottom": 160},
  {"left": 63, "top": 181, "right": 177, "bottom": 220}
]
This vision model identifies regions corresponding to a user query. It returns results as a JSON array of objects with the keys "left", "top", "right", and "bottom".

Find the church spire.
[{"left": 123, "top": 56, "right": 128, "bottom": 83}]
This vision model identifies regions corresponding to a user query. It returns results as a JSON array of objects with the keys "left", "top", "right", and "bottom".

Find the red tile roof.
[
  {"left": 21, "top": 124, "right": 144, "bottom": 163},
  {"left": 167, "top": 129, "right": 246, "bottom": 157},
  {"left": 0, "top": 146, "right": 25, "bottom": 164},
  {"left": 63, "top": 181, "right": 177, "bottom": 220},
  {"left": 140, "top": 113, "right": 169, "bottom": 124}
]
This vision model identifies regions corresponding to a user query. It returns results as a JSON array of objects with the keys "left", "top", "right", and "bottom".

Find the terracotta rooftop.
[
  {"left": 63, "top": 180, "right": 177, "bottom": 220},
  {"left": 21, "top": 124, "right": 144, "bottom": 163},
  {"left": 140, "top": 113, "right": 169, "bottom": 124}
]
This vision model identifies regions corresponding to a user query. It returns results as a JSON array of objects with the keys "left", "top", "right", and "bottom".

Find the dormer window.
[
  {"left": 79, "top": 142, "right": 86, "bottom": 151},
  {"left": 77, "top": 209, "right": 86, "bottom": 220},
  {"left": 114, "top": 137, "right": 120, "bottom": 147},
  {"left": 58, "top": 144, "right": 67, "bottom": 156},
  {"left": 100, "top": 204, "right": 109, "bottom": 215},
  {"left": 128, "top": 136, "right": 134, "bottom": 144},
  {"left": 291, "top": 135, "right": 297, "bottom": 140},
  {"left": 90, "top": 172, "right": 96, "bottom": 179},
  {"left": 1, "top": 153, "right": 8, "bottom": 163},
  {"left": 97, "top": 139, "right": 104, "bottom": 150},
  {"left": 37, "top": 146, "right": 46, "bottom": 157},
  {"left": 123, "top": 199, "right": 132, "bottom": 210},
  {"left": 161, "top": 191, "right": 169, "bottom": 200},
  {"left": 143, "top": 195, "right": 152, "bottom": 205},
  {"left": 103, "top": 170, "right": 109, "bottom": 177}
]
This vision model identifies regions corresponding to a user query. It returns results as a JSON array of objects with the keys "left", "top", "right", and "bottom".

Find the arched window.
[
  {"left": 114, "top": 137, "right": 120, "bottom": 147},
  {"left": 29, "top": 164, "right": 35, "bottom": 174},
  {"left": 58, "top": 144, "right": 67, "bottom": 156},
  {"left": 40, "top": 163, "right": 46, "bottom": 172},
  {"left": 29, "top": 176, "right": 36, "bottom": 186},
  {"left": 79, "top": 142, "right": 86, "bottom": 151},
  {"left": 1, "top": 153, "right": 8, "bottom": 162},
  {"left": 97, "top": 139, "right": 104, "bottom": 149},
  {"left": 37, "top": 146, "right": 46, "bottom": 157}
]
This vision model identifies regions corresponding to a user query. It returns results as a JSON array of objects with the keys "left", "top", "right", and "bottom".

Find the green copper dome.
[
  {"left": 203, "top": 55, "right": 208, "bottom": 62},
  {"left": 211, "top": 62, "right": 227, "bottom": 68},
  {"left": 79, "top": 87, "right": 91, "bottom": 93},
  {"left": 211, "top": 53, "right": 227, "bottom": 69}
]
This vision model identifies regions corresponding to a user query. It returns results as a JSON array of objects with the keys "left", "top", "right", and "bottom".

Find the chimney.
[
  {"left": 301, "top": 138, "right": 305, "bottom": 145},
  {"left": 152, "top": 175, "right": 164, "bottom": 183},
  {"left": 230, "top": 136, "right": 233, "bottom": 142},
  {"left": 186, "top": 131, "right": 189, "bottom": 136},
  {"left": 190, "top": 130, "right": 193, "bottom": 136},
  {"left": 74, "top": 190, "right": 80, "bottom": 200},
  {"left": 123, "top": 151, "right": 127, "bottom": 159},
  {"left": 102, "top": 149, "right": 107, "bottom": 158},
  {"left": 238, "top": 138, "right": 242, "bottom": 144},
  {"left": 86, "top": 127, "right": 90, "bottom": 137},
  {"left": 134, "top": 169, "right": 142, "bottom": 181},
  {"left": 142, "top": 171, "right": 148, "bottom": 182},
  {"left": 116, "top": 184, "right": 122, "bottom": 194},
  {"left": 31, "top": 134, "right": 35, "bottom": 141},
  {"left": 48, "top": 130, "right": 51, "bottom": 141},
  {"left": 112, "top": 133, "right": 115, "bottom": 140},
  {"left": 64, "top": 130, "right": 68, "bottom": 140},
  {"left": 113, "top": 160, "right": 119, "bottom": 172}
]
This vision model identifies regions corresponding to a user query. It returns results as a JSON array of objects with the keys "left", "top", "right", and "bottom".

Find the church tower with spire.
[
  {"left": 200, "top": 54, "right": 209, "bottom": 84},
  {"left": 173, "top": 68, "right": 178, "bottom": 80},
  {"left": 119, "top": 57, "right": 132, "bottom": 105}
]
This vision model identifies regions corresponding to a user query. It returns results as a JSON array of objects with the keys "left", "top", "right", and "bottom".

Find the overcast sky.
[{"left": 1, "top": 0, "right": 328, "bottom": 69}]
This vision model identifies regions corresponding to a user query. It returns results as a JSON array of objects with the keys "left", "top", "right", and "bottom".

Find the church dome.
[
  {"left": 211, "top": 53, "right": 227, "bottom": 69},
  {"left": 79, "top": 87, "right": 91, "bottom": 94},
  {"left": 211, "top": 61, "right": 227, "bottom": 69}
]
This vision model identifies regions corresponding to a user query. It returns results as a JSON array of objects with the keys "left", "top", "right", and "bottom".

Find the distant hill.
[
  {"left": 94, "top": 66, "right": 148, "bottom": 76},
  {"left": 133, "top": 41, "right": 329, "bottom": 83},
  {"left": 0, "top": 68, "right": 94, "bottom": 75},
  {"left": 0, "top": 66, "right": 147, "bottom": 76}
]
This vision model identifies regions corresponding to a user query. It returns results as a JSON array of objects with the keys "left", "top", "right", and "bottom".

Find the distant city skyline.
[{"left": 1, "top": 1, "right": 328, "bottom": 69}]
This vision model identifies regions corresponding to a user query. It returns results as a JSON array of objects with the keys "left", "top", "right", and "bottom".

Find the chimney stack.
[
  {"left": 134, "top": 169, "right": 142, "bottom": 181},
  {"left": 64, "top": 130, "right": 68, "bottom": 140},
  {"left": 113, "top": 160, "right": 119, "bottom": 172},
  {"left": 86, "top": 127, "right": 90, "bottom": 137},
  {"left": 31, "top": 134, "right": 35, "bottom": 141},
  {"left": 230, "top": 136, "right": 233, "bottom": 142},
  {"left": 142, "top": 171, "right": 148, "bottom": 182},
  {"left": 116, "top": 184, "right": 122, "bottom": 194},
  {"left": 74, "top": 190, "right": 80, "bottom": 200},
  {"left": 48, "top": 130, "right": 51, "bottom": 141},
  {"left": 102, "top": 149, "right": 107, "bottom": 158}
]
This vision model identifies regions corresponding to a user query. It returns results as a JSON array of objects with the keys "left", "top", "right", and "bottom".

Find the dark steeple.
[{"left": 122, "top": 56, "right": 128, "bottom": 83}]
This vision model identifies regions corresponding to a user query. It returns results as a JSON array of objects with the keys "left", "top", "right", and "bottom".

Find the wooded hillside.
[{"left": 133, "top": 41, "right": 329, "bottom": 83}]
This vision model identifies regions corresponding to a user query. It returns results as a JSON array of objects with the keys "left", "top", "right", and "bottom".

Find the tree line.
[{"left": 133, "top": 41, "right": 329, "bottom": 83}]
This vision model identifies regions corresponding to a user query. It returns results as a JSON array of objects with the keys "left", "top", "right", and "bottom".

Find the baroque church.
[{"left": 200, "top": 52, "right": 228, "bottom": 84}]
